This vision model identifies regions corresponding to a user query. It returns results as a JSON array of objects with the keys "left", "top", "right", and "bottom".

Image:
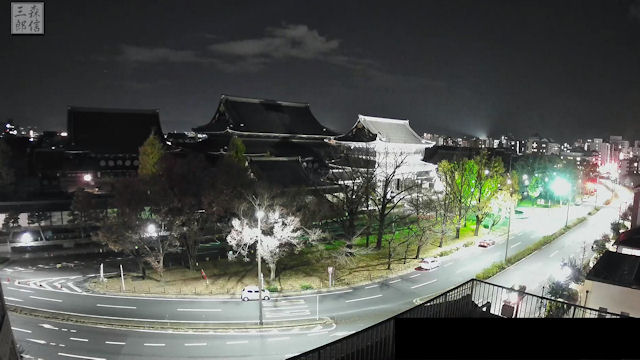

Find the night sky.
[{"left": 4, "top": 0, "right": 640, "bottom": 142}]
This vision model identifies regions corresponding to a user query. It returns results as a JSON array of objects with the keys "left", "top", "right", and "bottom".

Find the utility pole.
[
  {"left": 257, "top": 210, "right": 264, "bottom": 326},
  {"left": 505, "top": 203, "right": 512, "bottom": 262}
]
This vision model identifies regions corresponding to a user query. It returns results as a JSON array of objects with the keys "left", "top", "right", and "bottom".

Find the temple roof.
[
  {"left": 67, "top": 106, "right": 163, "bottom": 154},
  {"left": 193, "top": 95, "right": 337, "bottom": 136},
  {"left": 335, "top": 115, "right": 428, "bottom": 145}
]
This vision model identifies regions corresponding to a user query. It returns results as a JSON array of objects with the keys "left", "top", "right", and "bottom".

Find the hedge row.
[{"left": 475, "top": 216, "right": 588, "bottom": 280}]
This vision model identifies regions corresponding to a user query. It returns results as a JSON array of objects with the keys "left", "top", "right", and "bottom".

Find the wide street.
[{"left": 1, "top": 182, "right": 624, "bottom": 360}]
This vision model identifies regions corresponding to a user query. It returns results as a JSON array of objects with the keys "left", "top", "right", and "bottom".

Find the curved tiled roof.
[
  {"left": 335, "top": 115, "right": 428, "bottom": 145},
  {"left": 193, "top": 95, "right": 337, "bottom": 136}
]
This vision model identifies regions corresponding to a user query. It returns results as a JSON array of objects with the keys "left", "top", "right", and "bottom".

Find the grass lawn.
[{"left": 90, "top": 217, "right": 507, "bottom": 296}]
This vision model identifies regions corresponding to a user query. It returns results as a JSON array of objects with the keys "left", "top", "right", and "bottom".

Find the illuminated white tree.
[{"left": 227, "top": 206, "right": 323, "bottom": 281}]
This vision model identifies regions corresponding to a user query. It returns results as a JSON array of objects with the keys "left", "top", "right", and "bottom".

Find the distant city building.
[
  {"left": 525, "top": 133, "right": 551, "bottom": 154},
  {"left": 546, "top": 142, "right": 561, "bottom": 155}
]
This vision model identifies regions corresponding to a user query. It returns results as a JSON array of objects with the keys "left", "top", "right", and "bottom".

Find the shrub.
[
  {"left": 300, "top": 284, "right": 314, "bottom": 291},
  {"left": 436, "top": 248, "right": 458, "bottom": 257},
  {"left": 463, "top": 240, "right": 475, "bottom": 247},
  {"left": 266, "top": 285, "right": 279, "bottom": 293}
]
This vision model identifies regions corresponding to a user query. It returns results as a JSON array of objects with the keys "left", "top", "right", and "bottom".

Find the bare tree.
[
  {"left": 227, "top": 197, "right": 323, "bottom": 281},
  {"left": 371, "top": 150, "right": 416, "bottom": 250},
  {"left": 322, "top": 146, "right": 376, "bottom": 253}
]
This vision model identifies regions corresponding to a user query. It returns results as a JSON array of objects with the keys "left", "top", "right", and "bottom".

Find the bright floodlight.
[
  {"left": 83, "top": 174, "right": 92, "bottom": 182},
  {"left": 146, "top": 224, "right": 157, "bottom": 236},
  {"left": 551, "top": 177, "right": 571, "bottom": 196},
  {"left": 20, "top": 232, "right": 33, "bottom": 243},
  {"left": 484, "top": 169, "right": 490, "bottom": 175},
  {"left": 256, "top": 210, "right": 265, "bottom": 219}
]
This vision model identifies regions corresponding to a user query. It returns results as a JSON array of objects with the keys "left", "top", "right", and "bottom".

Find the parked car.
[
  {"left": 419, "top": 257, "right": 440, "bottom": 270},
  {"left": 478, "top": 239, "right": 496, "bottom": 248},
  {"left": 241, "top": 285, "right": 271, "bottom": 301}
]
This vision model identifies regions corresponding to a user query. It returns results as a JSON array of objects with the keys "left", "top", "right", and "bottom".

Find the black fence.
[{"left": 287, "top": 279, "right": 624, "bottom": 360}]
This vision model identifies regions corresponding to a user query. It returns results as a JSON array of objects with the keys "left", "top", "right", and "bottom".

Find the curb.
[{"left": 7, "top": 304, "right": 334, "bottom": 332}]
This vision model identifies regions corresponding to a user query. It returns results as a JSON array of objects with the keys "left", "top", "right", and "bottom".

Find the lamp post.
[
  {"left": 256, "top": 209, "right": 265, "bottom": 326},
  {"left": 504, "top": 178, "right": 514, "bottom": 262},
  {"left": 551, "top": 177, "right": 571, "bottom": 227}
]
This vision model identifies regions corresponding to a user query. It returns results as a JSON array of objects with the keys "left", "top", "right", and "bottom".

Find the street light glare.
[
  {"left": 83, "top": 174, "right": 92, "bottom": 182},
  {"left": 256, "top": 210, "right": 265, "bottom": 219},
  {"left": 551, "top": 177, "right": 571, "bottom": 196},
  {"left": 146, "top": 224, "right": 157, "bottom": 236},
  {"left": 20, "top": 232, "right": 33, "bottom": 243}
]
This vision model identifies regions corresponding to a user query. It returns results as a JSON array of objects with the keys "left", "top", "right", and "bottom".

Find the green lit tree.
[
  {"left": 470, "top": 152, "right": 506, "bottom": 236},
  {"left": 138, "top": 130, "right": 165, "bottom": 177},
  {"left": 438, "top": 158, "right": 477, "bottom": 238},
  {"left": 227, "top": 136, "right": 247, "bottom": 165}
]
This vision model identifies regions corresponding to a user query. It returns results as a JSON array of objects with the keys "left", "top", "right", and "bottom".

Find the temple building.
[
  {"left": 32, "top": 106, "right": 164, "bottom": 194},
  {"left": 190, "top": 95, "right": 338, "bottom": 189},
  {"left": 331, "top": 115, "right": 438, "bottom": 189}
]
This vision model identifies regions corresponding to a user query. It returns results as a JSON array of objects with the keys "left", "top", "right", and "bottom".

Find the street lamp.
[
  {"left": 83, "top": 173, "right": 92, "bottom": 182},
  {"left": 504, "top": 177, "right": 515, "bottom": 262},
  {"left": 146, "top": 223, "right": 158, "bottom": 237},
  {"left": 551, "top": 177, "right": 571, "bottom": 227},
  {"left": 256, "top": 209, "right": 265, "bottom": 326}
]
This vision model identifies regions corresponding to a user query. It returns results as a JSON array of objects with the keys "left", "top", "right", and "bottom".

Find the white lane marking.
[
  {"left": 4, "top": 297, "right": 22, "bottom": 302},
  {"left": 68, "top": 283, "right": 83, "bottom": 293},
  {"left": 444, "top": 262, "right": 454, "bottom": 267},
  {"left": 29, "top": 295, "right": 62, "bottom": 302},
  {"left": 96, "top": 304, "right": 136, "bottom": 309},
  {"left": 267, "top": 337, "right": 290, "bottom": 341},
  {"left": 70, "top": 329, "right": 77, "bottom": 333},
  {"left": 510, "top": 242, "right": 521, "bottom": 249},
  {"left": 7, "top": 287, "right": 33, "bottom": 293},
  {"left": 307, "top": 331, "right": 329, "bottom": 336},
  {"left": 39, "top": 323, "right": 59, "bottom": 330},
  {"left": 411, "top": 279, "right": 438, "bottom": 289},
  {"left": 58, "top": 353, "right": 106, "bottom": 360},
  {"left": 62, "top": 288, "right": 71, "bottom": 293},
  {"left": 455, "top": 267, "right": 467, "bottom": 274},
  {"left": 53, "top": 280, "right": 66, "bottom": 286},
  {"left": 388, "top": 279, "right": 401, "bottom": 284},
  {"left": 264, "top": 305, "right": 308, "bottom": 311},
  {"left": 70, "top": 337, "right": 88, "bottom": 342},
  {"left": 550, "top": 250, "right": 559, "bottom": 257},
  {"left": 364, "top": 284, "right": 379, "bottom": 289},
  {"left": 345, "top": 294, "right": 383, "bottom": 303},
  {"left": 409, "top": 274, "right": 421, "bottom": 278},
  {"left": 226, "top": 340, "right": 248, "bottom": 345},
  {"left": 11, "top": 327, "right": 32, "bottom": 333},
  {"left": 144, "top": 343, "right": 165, "bottom": 346},
  {"left": 27, "top": 338, "right": 47, "bottom": 344},
  {"left": 176, "top": 308, "right": 221, "bottom": 312},
  {"left": 5, "top": 303, "right": 319, "bottom": 324},
  {"left": 105, "top": 341, "right": 125, "bottom": 345},
  {"left": 184, "top": 343, "right": 207, "bottom": 346}
]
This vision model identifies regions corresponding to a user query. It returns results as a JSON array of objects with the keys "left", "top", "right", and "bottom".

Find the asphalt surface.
[{"left": 1, "top": 182, "right": 621, "bottom": 360}]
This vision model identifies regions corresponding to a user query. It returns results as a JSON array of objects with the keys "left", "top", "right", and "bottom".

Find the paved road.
[{"left": 2, "top": 183, "right": 619, "bottom": 359}]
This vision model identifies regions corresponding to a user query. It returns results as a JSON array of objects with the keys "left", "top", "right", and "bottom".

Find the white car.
[
  {"left": 241, "top": 285, "right": 271, "bottom": 301},
  {"left": 419, "top": 257, "right": 440, "bottom": 270}
]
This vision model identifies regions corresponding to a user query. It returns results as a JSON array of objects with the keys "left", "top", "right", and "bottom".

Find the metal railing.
[{"left": 287, "top": 279, "right": 624, "bottom": 360}]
